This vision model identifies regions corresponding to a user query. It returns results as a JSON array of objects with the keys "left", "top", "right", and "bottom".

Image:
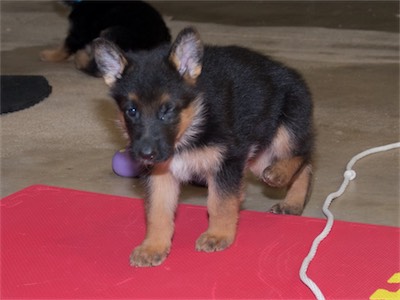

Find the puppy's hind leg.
[
  {"left": 249, "top": 125, "right": 312, "bottom": 215},
  {"left": 268, "top": 161, "right": 312, "bottom": 215},
  {"left": 262, "top": 156, "right": 305, "bottom": 188}
]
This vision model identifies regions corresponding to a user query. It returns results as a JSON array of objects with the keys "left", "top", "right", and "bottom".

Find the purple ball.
[{"left": 112, "top": 148, "right": 142, "bottom": 177}]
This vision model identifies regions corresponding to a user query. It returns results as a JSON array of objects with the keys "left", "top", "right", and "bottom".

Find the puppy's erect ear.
[
  {"left": 169, "top": 27, "right": 204, "bottom": 83},
  {"left": 93, "top": 38, "right": 127, "bottom": 86}
]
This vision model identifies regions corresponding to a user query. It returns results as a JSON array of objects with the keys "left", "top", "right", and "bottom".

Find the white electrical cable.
[{"left": 299, "top": 142, "right": 400, "bottom": 300}]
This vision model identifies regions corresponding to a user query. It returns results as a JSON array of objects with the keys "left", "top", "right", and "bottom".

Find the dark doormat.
[{"left": 1, "top": 75, "right": 52, "bottom": 114}]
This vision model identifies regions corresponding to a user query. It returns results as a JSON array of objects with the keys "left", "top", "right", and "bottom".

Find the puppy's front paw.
[
  {"left": 195, "top": 232, "right": 234, "bottom": 252},
  {"left": 130, "top": 244, "right": 170, "bottom": 267}
]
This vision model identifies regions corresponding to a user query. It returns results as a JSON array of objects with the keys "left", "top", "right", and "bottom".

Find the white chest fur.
[{"left": 169, "top": 146, "right": 226, "bottom": 182}]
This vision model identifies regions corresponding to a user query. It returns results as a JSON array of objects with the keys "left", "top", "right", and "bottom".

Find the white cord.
[{"left": 299, "top": 142, "right": 400, "bottom": 300}]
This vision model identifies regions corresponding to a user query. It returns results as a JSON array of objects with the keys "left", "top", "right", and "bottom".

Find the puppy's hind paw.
[{"left": 269, "top": 203, "right": 303, "bottom": 215}]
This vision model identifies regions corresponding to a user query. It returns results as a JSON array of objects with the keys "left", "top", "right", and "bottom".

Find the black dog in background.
[{"left": 40, "top": 0, "right": 171, "bottom": 76}]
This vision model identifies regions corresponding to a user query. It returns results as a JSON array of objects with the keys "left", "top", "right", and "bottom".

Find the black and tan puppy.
[
  {"left": 94, "top": 27, "right": 314, "bottom": 267},
  {"left": 40, "top": 0, "right": 171, "bottom": 76}
]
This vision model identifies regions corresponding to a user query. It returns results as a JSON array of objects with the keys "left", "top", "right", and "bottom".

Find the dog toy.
[{"left": 112, "top": 148, "right": 142, "bottom": 178}]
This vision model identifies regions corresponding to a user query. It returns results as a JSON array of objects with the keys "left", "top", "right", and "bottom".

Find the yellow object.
[{"left": 370, "top": 273, "right": 400, "bottom": 300}]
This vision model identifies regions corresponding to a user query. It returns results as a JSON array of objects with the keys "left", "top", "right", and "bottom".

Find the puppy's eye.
[
  {"left": 126, "top": 107, "right": 139, "bottom": 119},
  {"left": 159, "top": 104, "right": 175, "bottom": 122}
]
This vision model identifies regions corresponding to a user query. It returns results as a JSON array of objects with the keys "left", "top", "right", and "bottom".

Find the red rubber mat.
[{"left": 1, "top": 185, "right": 399, "bottom": 299}]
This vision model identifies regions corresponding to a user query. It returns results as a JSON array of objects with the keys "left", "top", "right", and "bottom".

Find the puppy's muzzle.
[{"left": 138, "top": 145, "right": 157, "bottom": 161}]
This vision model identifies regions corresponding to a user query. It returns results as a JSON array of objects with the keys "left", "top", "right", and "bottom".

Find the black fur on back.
[{"left": 198, "top": 46, "right": 314, "bottom": 157}]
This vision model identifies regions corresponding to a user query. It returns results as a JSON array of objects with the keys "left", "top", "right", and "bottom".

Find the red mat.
[{"left": 1, "top": 185, "right": 399, "bottom": 299}]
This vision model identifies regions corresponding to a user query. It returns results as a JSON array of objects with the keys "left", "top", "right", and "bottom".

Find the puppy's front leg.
[
  {"left": 130, "top": 167, "right": 180, "bottom": 267},
  {"left": 196, "top": 164, "right": 244, "bottom": 252}
]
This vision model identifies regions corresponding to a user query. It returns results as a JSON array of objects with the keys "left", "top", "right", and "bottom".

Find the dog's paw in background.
[{"left": 39, "top": 45, "right": 70, "bottom": 62}]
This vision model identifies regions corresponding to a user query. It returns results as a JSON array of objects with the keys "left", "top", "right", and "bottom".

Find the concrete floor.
[
  {"left": 1, "top": 1, "right": 399, "bottom": 227},
  {"left": 150, "top": 1, "right": 399, "bottom": 32}
]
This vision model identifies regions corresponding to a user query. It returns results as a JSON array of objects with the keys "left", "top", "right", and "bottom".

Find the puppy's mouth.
[
  {"left": 139, "top": 157, "right": 156, "bottom": 166},
  {"left": 134, "top": 151, "right": 172, "bottom": 166}
]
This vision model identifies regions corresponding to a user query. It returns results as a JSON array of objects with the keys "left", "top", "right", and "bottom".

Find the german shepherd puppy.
[
  {"left": 93, "top": 27, "right": 314, "bottom": 267},
  {"left": 40, "top": 0, "right": 170, "bottom": 76}
]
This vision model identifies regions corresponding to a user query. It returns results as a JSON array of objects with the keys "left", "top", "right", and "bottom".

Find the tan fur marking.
[
  {"left": 183, "top": 66, "right": 202, "bottom": 85},
  {"left": 159, "top": 93, "right": 171, "bottom": 104},
  {"left": 207, "top": 190, "right": 241, "bottom": 238},
  {"left": 130, "top": 165, "right": 180, "bottom": 267},
  {"left": 127, "top": 93, "right": 142, "bottom": 110},
  {"left": 104, "top": 53, "right": 128, "bottom": 87},
  {"left": 174, "top": 97, "right": 205, "bottom": 150},
  {"left": 273, "top": 125, "right": 293, "bottom": 156},
  {"left": 196, "top": 177, "right": 242, "bottom": 252},
  {"left": 128, "top": 93, "right": 139, "bottom": 102},
  {"left": 191, "top": 65, "right": 202, "bottom": 78},
  {"left": 39, "top": 44, "right": 70, "bottom": 62},
  {"left": 170, "top": 55, "right": 181, "bottom": 73},
  {"left": 263, "top": 156, "right": 305, "bottom": 188},
  {"left": 272, "top": 163, "right": 312, "bottom": 215},
  {"left": 146, "top": 165, "right": 179, "bottom": 240},
  {"left": 177, "top": 104, "right": 196, "bottom": 141},
  {"left": 249, "top": 125, "right": 293, "bottom": 178},
  {"left": 74, "top": 49, "right": 91, "bottom": 70},
  {"left": 169, "top": 51, "right": 201, "bottom": 85}
]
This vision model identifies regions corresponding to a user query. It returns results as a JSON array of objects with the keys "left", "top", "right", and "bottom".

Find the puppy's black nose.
[{"left": 139, "top": 146, "right": 156, "bottom": 161}]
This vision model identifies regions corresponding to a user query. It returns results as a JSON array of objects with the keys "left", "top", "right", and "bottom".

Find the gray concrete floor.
[
  {"left": 150, "top": 1, "right": 399, "bottom": 32},
  {"left": 1, "top": 1, "right": 399, "bottom": 227}
]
